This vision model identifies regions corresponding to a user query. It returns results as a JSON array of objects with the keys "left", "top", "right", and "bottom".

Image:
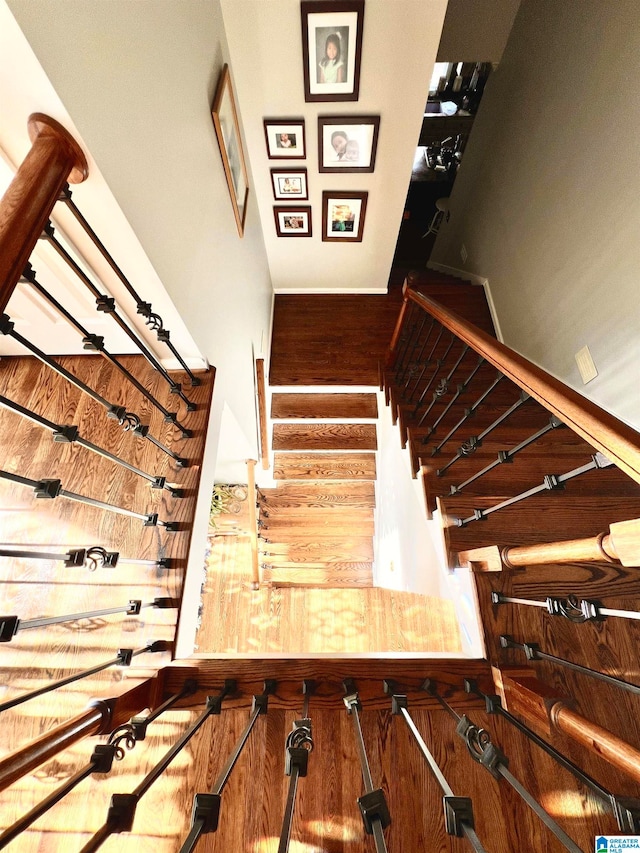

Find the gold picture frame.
[{"left": 212, "top": 64, "right": 249, "bottom": 237}]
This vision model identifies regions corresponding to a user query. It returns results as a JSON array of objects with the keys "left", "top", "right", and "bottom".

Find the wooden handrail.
[
  {"left": 246, "top": 458, "right": 260, "bottom": 589},
  {"left": 255, "top": 358, "right": 270, "bottom": 470},
  {"left": 497, "top": 667, "right": 640, "bottom": 785},
  {"left": 402, "top": 277, "right": 640, "bottom": 486},
  {"left": 0, "top": 673, "right": 162, "bottom": 793},
  {"left": 0, "top": 114, "right": 88, "bottom": 313}
]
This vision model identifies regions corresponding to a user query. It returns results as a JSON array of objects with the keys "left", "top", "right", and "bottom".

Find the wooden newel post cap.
[{"left": 27, "top": 112, "right": 88, "bottom": 184}]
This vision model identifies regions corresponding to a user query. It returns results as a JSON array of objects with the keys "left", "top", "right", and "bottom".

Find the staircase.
[{"left": 259, "top": 392, "right": 379, "bottom": 588}]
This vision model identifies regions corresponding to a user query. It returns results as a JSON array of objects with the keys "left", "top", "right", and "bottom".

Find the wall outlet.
[
  {"left": 575, "top": 345, "right": 598, "bottom": 384},
  {"left": 460, "top": 244, "right": 468, "bottom": 263}
]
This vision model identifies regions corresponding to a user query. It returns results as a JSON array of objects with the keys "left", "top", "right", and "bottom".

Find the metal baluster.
[
  {"left": 431, "top": 374, "right": 505, "bottom": 457},
  {"left": 1, "top": 598, "right": 177, "bottom": 643},
  {"left": 278, "top": 681, "right": 315, "bottom": 853},
  {"left": 0, "top": 640, "right": 170, "bottom": 713},
  {"left": 401, "top": 317, "right": 437, "bottom": 393},
  {"left": 0, "top": 393, "right": 182, "bottom": 497},
  {"left": 0, "top": 743, "right": 118, "bottom": 848},
  {"left": 454, "top": 452, "right": 613, "bottom": 527},
  {"left": 407, "top": 324, "right": 445, "bottom": 402},
  {"left": 0, "top": 545, "right": 173, "bottom": 570},
  {"left": 412, "top": 333, "right": 455, "bottom": 416},
  {"left": 421, "top": 356, "right": 485, "bottom": 444},
  {"left": 41, "top": 222, "right": 196, "bottom": 411},
  {"left": 58, "top": 184, "right": 202, "bottom": 387},
  {"left": 21, "top": 262, "right": 194, "bottom": 454},
  {"left": 0, "top": 312, "right": 192, "bottom": 440},
  {"left": 180, "top": 680, "right": 277, "bottom": 852},
  {"left": 343, "top": 679, "right": 391, "bottom": 853},
  {"left": 79, "top": 681, "right": 235, "bottom": 853},
  {"left": 394, "top": 302, "right": 419, "bottom": 383},
  {"left": 423, "top": 680, "right": 582, "bottom": 853},
  {"left": 438, "top": 393, "right": 540, "bottom": 478},
  {"left": 416, "top": 344, "right": 470, "bottom": 429},
  {"left": 0, "top": 470, "right": 180, "bottom": 532},
  {"left": 398, "top": 313, "right": 432, "bottom": 389},
  {"left": 500, "top": 635, "right": 640, "bottom": 695},
  {"left": 397, "top": 307, "right": 428, "bottom": 384},
  {"left": 463, "top": 678, "right": 640, "bottom": 833},
  {"left": 386, "top": 686, "right": 487, "bottom": 853},
  {"left": 492, "top": 592, "right": 640, "bottom": 623}
]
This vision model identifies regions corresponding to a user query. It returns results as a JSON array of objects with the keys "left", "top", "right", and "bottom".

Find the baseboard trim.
[
  {"left": 426, "top": 262, "right": 504, "bottom": 343},
  {"left": 272, "top": 287, "right": 388, "bottom": 295}
]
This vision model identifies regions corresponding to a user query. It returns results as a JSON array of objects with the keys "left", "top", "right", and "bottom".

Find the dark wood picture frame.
[
  {"left": 211, "top": 64, "right": 249, "bottom": 237},
  {"left": 321, "top": 190, "right": 367, "bottom": 242},
  {"left": 301, "top": 0, "right": 365, "bottom": 103},
  {"left": 274, "top": 205, "right": 313, "bottom": 237},
  {"left": 318, "top": 115, "right": 380, "bottom": 173},
  {"left": 270, "top": 168, "right": 309, "bottom": 200},
  {"left": 263, "top": 119, "right": 306, "bottom": 159}
]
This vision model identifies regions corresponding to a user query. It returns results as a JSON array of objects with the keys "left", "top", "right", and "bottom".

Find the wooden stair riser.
[
  {"left": 272, "top": 422, "right": 377, "bottom": 451},
  {"left": 260, "top": 502, "right": 375, "bottom": 516},
  {"left": 273, "top": 452, "right": 376, "bottom": 480},
  {"left": 271, "top": 393, "right": 378, "bottom": 420},
  {"left": 260, "top": 540, "right": 375, "bottom": 561},
  {"left": 263, "top": 565, "right": 373, "bottom": 588},
  {"left": 263, "top": 481, "right": 375, "bottom": 498},
  {"left": 261, "top": 520, "right": 375, "bottom": 537}
]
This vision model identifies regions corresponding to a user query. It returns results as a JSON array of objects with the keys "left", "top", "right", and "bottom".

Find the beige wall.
[{"left": 432, "top": 0, "right": 640, "bottom": 431}]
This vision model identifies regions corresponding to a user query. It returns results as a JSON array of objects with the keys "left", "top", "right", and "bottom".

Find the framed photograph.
[
  {"left": 318, "top": 116, "right": 380, "bottom": 172},
  {"left": 264, "top": 119, "right": 306, "bottom": 159},
  {"left": 211, "top": 64, "right": 249, "bottom": 237},
  {"left": 271, "top": 168, "right": 309, "bottom": 200},
  {"left": 301, "top": 0, "right": 365, "bottom": 102},
  {"left": 322, "top": 191, "right": 367, "bottom": 242},
  {"left": 274, "top": 206, "right": 313, "bottom": 237}
]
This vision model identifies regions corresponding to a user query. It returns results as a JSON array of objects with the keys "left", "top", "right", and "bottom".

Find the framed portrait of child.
[
  {"left": 318, "top": 116, "right": 380, "bottom": 173},
  {"left": 301, "top": 1, "right": 365, "bottom": 102}
]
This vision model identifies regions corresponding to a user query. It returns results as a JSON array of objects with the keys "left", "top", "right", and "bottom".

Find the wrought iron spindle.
[
  {"left": 454, "top": 452, "right": 614, "bottom": 527},
  {"left": 422, "top": 680, "right": 582, "bottom": 853},
  {"left": 1, "top": 597, "right": 177, "bottom": 643},
  {"left": 0, "top": 393, "right": 182, "bottom": 496},
  {"left": 407, "top": 325, "right": 445, "bottom": 403},
  {"left": 180, "top": 680, "right": 276, "bottom": 852},
  {"left": 397, "top": 313, "right": 432, "bottom": 389},
  {"left": 41, "top": 222, "right": 196, "bottom": 411},
  {"left": 396, "top": 307, "right": 428, "bottom": 385},
  {"left": 412, "top": 334, "right": 455, "bottom": 416},
  {"left": 492, "top": 591, "right": 640, "bottom": 623},
  {"left": 0, "top": 742, "right": 118, "bottom": 848},
  {"left": 416, "top": 344, "right": 470, "bottom": 429},
  {"left": 394, "top": 302, "right": 419, "bottom": 382},
  {"left": 58, "top": 184, "right": 202, "bottom": 387},
  {"left": 463, "top": 678, "right": 640, "bottom": 833},
  {"left": 401, "top": 317, "right": 437, "bottom": 393},
  {"left": 0, "top": 640, "right": 170, "bottom": 713},
  {"left": 421, "top": 356, "right": 485, "bottom": 444},
  {"left": 0, "top": 470, "right": 179, "bottom": 531},
  {"left": 21, "top": 262, "right": 194, "bottom": 451},
  {"left": 343, "top": 679, "right": 391, "bottom": 853},
  {"left": 438, "top": 392, "right": 542, "bottom": 478},
  {"left": 387, "top": 688, "right": 487, "bottom": 853},
  {"left": 431, "top": 374, "right": 505, "bottom": 457},
  {"left": 0, "top": 312, "right": 192, "bottom": 439},
  {"left": 80, "top": 681, "right": 235, "bottom": 853},
  {"left": 499, "top": 635, "right": 640, "bottom": 696},
  {"left": 278, "top": 681, "right": 315, "bottom": 853},
  {"left": 0, "top": 545, "right": 173, "bottom": 570}
]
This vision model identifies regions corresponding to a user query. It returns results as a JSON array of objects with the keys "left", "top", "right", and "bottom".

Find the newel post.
[
  {"left": 0, "top": 112, "right": 88, "bottom": 313},
  {"left": 385, "top": 278, "right": 411, "bottom": 369}
]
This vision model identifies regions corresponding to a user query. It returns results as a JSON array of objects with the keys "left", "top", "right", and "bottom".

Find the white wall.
[
  {"left": 221, "top": 0, "right": 448, "bottom": 293},
  {"left": 432, "top": 0, "right": 640, "bottom": 431}
]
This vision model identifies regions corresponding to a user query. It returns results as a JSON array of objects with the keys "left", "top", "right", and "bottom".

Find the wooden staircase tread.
[
  {"left": 273, "top": 422, "right": 377, "bottom": 451},
  {"left": 273, "top": 452, "right": 377, "bottom": 480},
  {"left": 260, "top": 543, "right": 374, "bottom": 561},
  {"left": 261, "top": 503, "right": 375, "bottom": 515},
  {"left": 271, "top": 393, "right": 378, "bottom": 419}
]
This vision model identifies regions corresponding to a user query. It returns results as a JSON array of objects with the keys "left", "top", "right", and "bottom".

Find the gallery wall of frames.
[{"left": 212, "top": 0, "right": 377, "bottom": 243}]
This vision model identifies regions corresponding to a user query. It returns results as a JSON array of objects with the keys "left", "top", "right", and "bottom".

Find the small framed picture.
[
  {"left": 211, "top": 64, "right": 249, "bottom": 236},
  {"left": 264, "top": 119, "right": 306, "bottom": 159},
  {"left": 322, "top": 191, "right": 367, "bottom": 242},
  {"left": 318, "top": 116, "right": 380, "bottom": 173},
  {"left": 274, "top": 206, "right": 313, "bottom": 237},
  {"left": 301, "top": 0, "right": 365, "bottom": 102},
  {"left": 271, "top": 168, "right": 309, "bottom": 200}
]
